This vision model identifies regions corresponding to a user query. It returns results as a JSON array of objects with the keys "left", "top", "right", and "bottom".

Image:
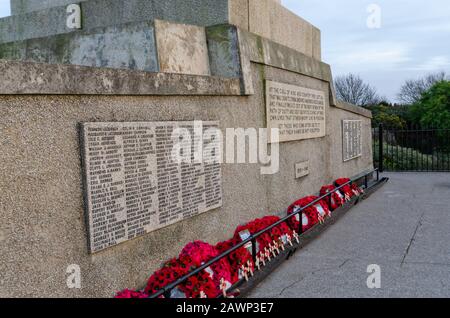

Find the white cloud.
[
  {"left": 408, "top": 56, "right": 450, "bottom": 71},
  {"left": 283, "top": 0, "right": 450, "bottom": 101},
  {"left": 329, "top": 42, "right": 412, "bottom": 72}
]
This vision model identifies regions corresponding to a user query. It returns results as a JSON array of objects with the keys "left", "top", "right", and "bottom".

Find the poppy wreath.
[
  {"left": 215, "top": 238, "right": 254, "bottom": 284},
  {"left": 334, "top": 178, "right": 355, "bottom": 201},
  {"left": 178, "top": 241, "right": 233, "bottom": 298},
  {"left": 320, "top": 185, "right": 345, "bottom": 211},
  {"left": 144, "top": 257, "right": 190, "bottom": 297},
  {"left": 143, "top": 241, "right": 233, "bottom": 298},
  {"left": 287, "top": 196, "right": 331, "bottom": 232},
  {"left": 234, "top": 218, "right": 272, "bottom": 259},
  {"left": 304, "top": 197, "right": 331, "bottom": 224},
  {"left": 258, "top": 215, "right": 292, "bottom": 251},
  {"left": 351, "top": 183, "right": 364, "bottom": 196},
  {"left": 115, "top": 289, "right": 149, "bottom": 299}
]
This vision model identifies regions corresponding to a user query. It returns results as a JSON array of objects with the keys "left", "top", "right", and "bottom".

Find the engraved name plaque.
[
  {"left": 80, "top": 121, "right": 222, "bottom": 253},
  {"left": 265, "top": 80, "right": 326, "bottom": 143},
  {"left": 342, "top": 120, "right": 362, "bottom": 162}
]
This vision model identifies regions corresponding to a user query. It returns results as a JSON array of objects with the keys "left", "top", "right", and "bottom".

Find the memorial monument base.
[{"left": 0, "top": 0, "right": 374, "bottom": 297}]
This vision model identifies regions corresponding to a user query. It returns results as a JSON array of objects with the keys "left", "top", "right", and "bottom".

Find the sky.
[
  {"left": 282, "top": 0, "right": 450, "bottom": 102},
  {"left": 1, "top": 1, "right": 449, "bottom": 102}
]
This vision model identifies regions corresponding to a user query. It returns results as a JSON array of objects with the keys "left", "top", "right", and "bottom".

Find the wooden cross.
[
  {"left": 220, "top": 278, "right": 228, "bottom": 298},
  {"left": 293, "top": 230, "right": 300, "bottom": 243},
  {"left": 286, "top": 233, "right": 293, "bottom": 246},
  {"left": 241, "top": 264, "right": 249, "bottom": 281},
  {"left": 255, "top": 256, "right": 261, "bottom": 270},
  {"left": 247, "top": 260, "right": 254, "bottom": 277}
]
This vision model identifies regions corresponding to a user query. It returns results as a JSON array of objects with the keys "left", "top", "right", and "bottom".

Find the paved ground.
[{"left": 248, "top": 173, "right": 450, "bottom": 298}]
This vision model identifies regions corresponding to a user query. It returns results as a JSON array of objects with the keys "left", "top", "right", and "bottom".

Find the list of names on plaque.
[
  {"left": 80, "top": 121, "right": 222, "bottom": 253},
  {"left": 265, "top": 80, "right": 326, "bottom": 143},
  {"left": 342, "top": 120, "right": 362, "bottom": 162}
]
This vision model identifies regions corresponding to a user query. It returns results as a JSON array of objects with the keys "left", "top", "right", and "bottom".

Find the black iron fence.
[
  {"left": 373, "top": 124, "right": 450, "bottom": 172},
  {"left": 149, "top": 169, "right": 381, "bottom": 298}
]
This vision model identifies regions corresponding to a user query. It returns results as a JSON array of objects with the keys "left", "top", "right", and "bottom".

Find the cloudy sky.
[
  {"left": 283, "top": 0, "right": 450, "bottom": 101},
  {"left": 1, "top": 1, "right": 449, "bottom": 101}
]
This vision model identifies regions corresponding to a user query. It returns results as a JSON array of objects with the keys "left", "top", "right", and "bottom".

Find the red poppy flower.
[
  {"left": 115, "top": 289, "right": 149, "bottom": 299},
  {"left": 320, "top": 184, "right": 345, "bottom": 211},
  {"left": 287, "top": 196, "right": 330, "bottom": 232},
  {"left": 334, "top": 178, "right": 355, "bottom": 200}
]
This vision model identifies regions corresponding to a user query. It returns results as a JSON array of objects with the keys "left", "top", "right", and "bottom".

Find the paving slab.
[{"left": 248, "top": 173, "right": 450, "bottom": 298}]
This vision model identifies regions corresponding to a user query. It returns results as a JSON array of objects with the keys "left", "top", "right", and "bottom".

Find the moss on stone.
[{"left": 0, "top": 42, "right": 24, "bottom": 60}]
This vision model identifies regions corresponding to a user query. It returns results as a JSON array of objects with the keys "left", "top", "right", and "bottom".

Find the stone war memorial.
[{"left": 0, "top": 0, "right": 377, "bottom": 298}]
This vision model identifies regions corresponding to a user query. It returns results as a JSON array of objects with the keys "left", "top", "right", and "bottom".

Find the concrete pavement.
[{"left": 248, "top": 173, "right": 450, "bottom": 298}]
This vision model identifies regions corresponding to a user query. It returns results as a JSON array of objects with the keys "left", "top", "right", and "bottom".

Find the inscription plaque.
[
  {"left": 342, "top": 120, "right": 362, "bottom": 162},
  {"left": 265, "top": 80, "right": 326, "bottom": 143},
  {"left": 80, "top": 121, "right": 222, "bottom": 253},
  {"left": 295, "top": 161, "right": 310, "bottom": 179}
]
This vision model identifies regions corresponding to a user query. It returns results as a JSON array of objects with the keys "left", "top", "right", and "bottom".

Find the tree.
[
  {"left": 410, "top": 80, "right": 450, "bottom": 128},
  {"left": 367, "top": 103, "right": 406, "bottom": 129},
  {"left": 398, "top": 71, "right": 447, "bottom": 105},
  {"left": 334, "top": 73, "right": 382, "bottom": 107}
]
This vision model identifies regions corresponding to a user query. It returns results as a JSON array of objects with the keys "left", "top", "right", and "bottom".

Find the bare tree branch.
[
  {"left": 397, "top": 71, "right": 447, "bottom": 105},
  {"left": 334, "top": 73, "right": 382, "bottom": 107}
]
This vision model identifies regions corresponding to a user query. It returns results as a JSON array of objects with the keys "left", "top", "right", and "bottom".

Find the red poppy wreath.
[
  {"left": 287, "top": 196, "right": 331, "bottom": 232},
  {"left": 320, "top": 184, "right": 345, "bottom": 211}
]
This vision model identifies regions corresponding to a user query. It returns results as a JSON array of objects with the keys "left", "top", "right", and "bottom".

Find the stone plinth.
[
  {"left": 11, "top": 0, "right": 89, "bottom": 15},
  {"left": 3, "top": 0, "right": 321, "bottom": 60}
]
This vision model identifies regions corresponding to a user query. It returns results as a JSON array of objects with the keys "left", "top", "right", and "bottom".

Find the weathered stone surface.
[
  {"left": 0, "top": 60, "right": 241, "bottom": 95},
  {"left": 1, "top": 0, "right": 230, "bottom": 44},
  {"left": 5, "top": 0, "right": 320, "bottom": 61},
  {"left": 312, "top": 26, "right": 322, "bottom": 61},
  {"left": 247, "top": 0, "right": 320, "bottom": 60},
  {"left": 11, "top": 0, "right": 89, "bottom": 15},
  {"left": 206, "top": 24, "right": 242, "bottom": 79},
  {"left": 0, "top": 62, "right": 373, "bottom": 297},
  {"left": 228, "top": 0, "right": 249, "bottom": 30},
  {"left": 0, "top": 22, "right": 159, "bottom": 72},
  {"left": 336, "top": 101, "right": 373, "bottom": 118},
  {"left": 237, "top": 28, "right": 333, "bottom": 98},
  {"left": 155, "top": 20, "right": 210, "bottom": 76}
]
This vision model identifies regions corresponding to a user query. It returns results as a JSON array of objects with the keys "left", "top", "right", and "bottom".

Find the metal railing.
[
  {"left": 149, "top": 169, "right": 380, "bottom": 298},
  {"left": 373, "top": 124, "right": 450, "bottom": 172}
]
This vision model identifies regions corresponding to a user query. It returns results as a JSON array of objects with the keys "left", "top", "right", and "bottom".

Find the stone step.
[
  {"left": 0, "top": 0, "right": 230, "bottom": 44},
  {"left": 0, "top": 21, "right": 159, "bottom": 72}
]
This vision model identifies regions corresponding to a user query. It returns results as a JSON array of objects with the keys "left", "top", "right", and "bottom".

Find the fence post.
[
  {"left": 251, "top": 237, "right": 257, "bottom": 264},
  {"left": 378, "top": 124, "right": 384, "bottom": 172}
]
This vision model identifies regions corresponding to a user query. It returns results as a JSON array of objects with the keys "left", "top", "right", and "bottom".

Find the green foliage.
[
  {"left": 367, "top": 104, "right": 406, "bottom": 129},
  {"left": 374, "top": 141, "right": 450, "bottom": 171},
  {"left": 410, "top": 81, "right": 450, "bottom": 128}
]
